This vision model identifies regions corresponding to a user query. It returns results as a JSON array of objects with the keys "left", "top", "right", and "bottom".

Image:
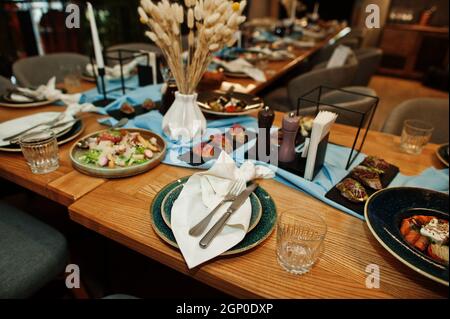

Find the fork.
[
  {"left": 3, "top": 112, "right": 66, "bottom": 142},
  {"left": 189, "top": 177, "right": 246, "bottom": 237}
]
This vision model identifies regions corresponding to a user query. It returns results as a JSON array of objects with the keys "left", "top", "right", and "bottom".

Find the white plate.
[{"left": 0, "top": 112, "right": 75, "bottom": 147}]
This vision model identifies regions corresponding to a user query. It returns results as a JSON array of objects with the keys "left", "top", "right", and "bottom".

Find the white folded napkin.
[
  {"left": 0, "top": 103, "right": 99, "bottom": 147},
  {"left": 86, "top": 54, "right": 151, "bottom": 81},
  {"left": 171, "top": 151, "right": 274, "bottom": 269},
  {"left": 214, "top": 58, "right": 267, "bottom": 82},
  {"left": 16, "top": 77, "right": 81, "bottom": 105},
  {"left": 220, "top": 81, "right": 256, "bottom": 94},
  {"left": 0, "top": 112, "right": 74, "bottom": 147}
]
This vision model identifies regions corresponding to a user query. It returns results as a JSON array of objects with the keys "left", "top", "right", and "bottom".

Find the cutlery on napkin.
[
  {"left": 214, "top": 58, "right": 267, "bottom": 82},
  {"left": 220, "top": 82, "right": 256, "bottom": 94},
  {"left": 171, "top": 151, "right": 274, "bottom": 269},
  {"left": 15, "top": 77, "right": 81, "bottom": 105}
]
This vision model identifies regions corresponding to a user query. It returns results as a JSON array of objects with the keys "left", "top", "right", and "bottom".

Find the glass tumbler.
[
  {"left": 400, "top": 119, "right": 434, "bottom": 155},
  {"left": 19, "top": 130, "right": 59, "bottom": 174},
  {"left": 276, "top": 209, "right": 327, "bottom": 275}
]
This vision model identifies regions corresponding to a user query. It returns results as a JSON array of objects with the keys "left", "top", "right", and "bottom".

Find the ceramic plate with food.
[
  {"left": 0, "top": 91, "right": 56, "bottom": 108},
  {"left": 197, "top": 91, "right": 263, "bottom": 116},
  {"left": 70, "top": 128, "right": 166, "bottom": 178},
  {"left": 365, "top": 187, "right": 449, "bottom": 286}
]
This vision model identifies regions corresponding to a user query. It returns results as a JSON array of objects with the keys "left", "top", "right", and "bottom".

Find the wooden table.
[
  {"left": 0, "top": 25, "right": 448, "bottom": 298},
  {"left": 0, "top": 25, "right": 349, "bottom": 207},
  {"left": 68, "top": 115, "right": 448, "bottom": 299},
  {"left": 232, "top": 26, "right": 351, "bottom": 95}
]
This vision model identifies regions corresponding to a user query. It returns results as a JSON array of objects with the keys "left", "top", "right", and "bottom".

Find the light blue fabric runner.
[
  {"left": 76, "top": 84, "right": 449, "bottom": 220},
  {"left": 125, "top": 109, "right": 450, "bottom": 220}
]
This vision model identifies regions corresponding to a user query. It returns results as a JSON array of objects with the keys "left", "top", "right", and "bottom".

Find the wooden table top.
[
  {"left": 0, "top": 25, "right": 447, "bottom": 298},
  {"left": 0, "top": 25, "right": 349, "bottom": 207},
  {"left": 68, "top": 116, "right": 448, "bottom": 299}
]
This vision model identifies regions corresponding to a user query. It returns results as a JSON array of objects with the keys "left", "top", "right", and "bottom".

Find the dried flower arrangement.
[
  {"left": 138, "top": 0, "right": 247, "bottom": 95},
  {"left": 281, "top": 0, "right": 297, "bottom": 20}
]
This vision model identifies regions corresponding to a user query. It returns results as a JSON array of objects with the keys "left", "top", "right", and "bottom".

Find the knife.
[{"left": 199, "top": 183, "right": 258, "bottom": 249}]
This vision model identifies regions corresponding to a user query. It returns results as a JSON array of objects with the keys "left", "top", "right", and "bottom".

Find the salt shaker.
[
  {"left": 279, "top": 112, "right": 300, "bottom": 163},
  {"left": 258, "top": 106, "right": 275, "bottom": 156}
]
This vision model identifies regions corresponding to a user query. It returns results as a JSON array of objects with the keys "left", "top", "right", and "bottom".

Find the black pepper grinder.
[
  {"left": 258, "top": 106, "right": 275, "bottom": 157},
  {"left": 160, "top": 78, "right": 177, "bottom": 115}
]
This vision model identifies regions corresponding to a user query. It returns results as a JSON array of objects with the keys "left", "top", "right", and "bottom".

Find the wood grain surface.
[
  {"left": 0, "top": 26, "right": 348, "bottom": 206},
  {"left": 68, "top": 121, "right": 448, "bottom": 299}
]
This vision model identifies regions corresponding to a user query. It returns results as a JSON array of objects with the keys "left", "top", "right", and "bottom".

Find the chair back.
[
  {"left": 298, "top": 86, "right": 378, "bottom": 127},
  {"left": 352, "top": 48, "right": 383, "bottom": 86},
  {"left": 0, "top": 75, "right": 14, "bottom": 95},
  {"left": 382, "top": 98, "right": 449, "bottom": 144},
  {"left": 106, "top": 42, "right": 162, "bottom": 64},
  {"left": 288, "top": 58, "right": 358, "bottom": 108},
  {"left": 13, "top": 53, "right": 89, "bottom": 87}
]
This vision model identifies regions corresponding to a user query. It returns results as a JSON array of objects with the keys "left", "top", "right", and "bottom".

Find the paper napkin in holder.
[
  {"left": 171, "top": 152, "right": 274, "bottom": 269},
  {"left": 303, "top": 111, "right": 338, "bottom": 180}
]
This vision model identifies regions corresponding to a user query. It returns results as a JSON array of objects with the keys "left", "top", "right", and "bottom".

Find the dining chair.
[
  {"left": 0, "top": 201, "right": 68, "bottom": 299},
  {"left": 352, "top": 48, "right": 383, "bottom": 86},
  {"left": 382, "top": 98, "right": 449, "bottom": 144},
  {"left": 265, "top": 58, "right": 358, "bottom": 112},
  {"left": 13, "top": 53, "right": 89, "bottom": 87},
  {"left": 0, "top": 75, "right": 14, "bottom": 95},
  {"left": 106, "top": 42, "right": 163, "bottom": 64},
  {"left": 297, "top": 86, "right": 378, "bottom": 127}
]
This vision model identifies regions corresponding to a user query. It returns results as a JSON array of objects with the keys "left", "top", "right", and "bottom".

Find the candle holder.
[
  {"left": 296, "top": 85, "right": 379, "bottom": 170},
  {"left": 89, "top": 49, "right": 163, "bottom": 107},
  {"left": 91, "top": 66, "right": 115, "bottom": 107}
]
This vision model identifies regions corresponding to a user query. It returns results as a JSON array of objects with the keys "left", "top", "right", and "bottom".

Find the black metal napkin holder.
[
  {"left": 89, "top": 49, "right": 159, "bottom": 107},
  {"left": 295, "top": 85, "right": 379, "bottom": 171}
]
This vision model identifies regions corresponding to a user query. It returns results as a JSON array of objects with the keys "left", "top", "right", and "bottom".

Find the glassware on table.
[
  {"left": 19, "top": 130, "right": 59, "bottom": 174},
  {"left": 400, "top": 119, "right": 434, "bottom": 155},
  {"left": 276, "top": 209, "right": 327, "bottom": 275},
  {"left": 61, "top": 65, "right": 81, "bottom": 92}
]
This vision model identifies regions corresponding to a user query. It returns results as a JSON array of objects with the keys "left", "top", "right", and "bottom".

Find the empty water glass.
[
  {"left": 400, "top": 119, "right": 434, "bottom": 155},
  {"left": 19, "top": 130, "right": 59, "bottom": 174},
  {"left": 276, "top": 209, "right": 327, "bottom": 275}
]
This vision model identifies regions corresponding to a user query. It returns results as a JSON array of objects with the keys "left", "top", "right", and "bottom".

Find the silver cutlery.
[
  {"left": 6, "top": 88, "right": 41, "bottom": 102},
  {"left": 189, "top": 178, "right": 245, "bottom": 237},
  {"left": 3, "top": 112, "right": 66, "bottom": 142},
  {"left": 199, "top": 183, "right": 258, "bottom": 249}
]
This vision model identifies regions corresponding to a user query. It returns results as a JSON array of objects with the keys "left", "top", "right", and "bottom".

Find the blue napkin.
[
  {"left": 131, "top": 111, "right": 258, "bottom": 169},
  {"left": 268, "top": 145, "right": 449, "bottom": 220},
  {"left": 80, "top": 75, "right": 140, "bottom": 105}
]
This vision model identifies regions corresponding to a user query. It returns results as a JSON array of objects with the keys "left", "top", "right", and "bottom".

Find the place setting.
[
  {"left": 0, "top": 111, "right": 85, "bottom": 153},
  {"left": 150, "top": 151, "right": 277, "bottom": 267},
  {"left": 0, "top": 77, "right": 81, "bottom": 108}
]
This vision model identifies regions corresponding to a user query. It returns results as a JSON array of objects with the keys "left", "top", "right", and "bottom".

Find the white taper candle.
[{"left": 87, "top": 2, "right": 104, "bottom": 69}]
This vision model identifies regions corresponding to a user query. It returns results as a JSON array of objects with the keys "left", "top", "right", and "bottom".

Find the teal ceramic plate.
[
  {"left": 365, "top": 187, "right": 449, "bottom": 286},
  {"left": 161, "top": 184, "right": 263, "bottom": 233},
  {"left": 436, "top": 143, "right": 449, "bottom": 167},
  {"left": 150, "top": 177, "right": 277, "bottom": 256}
]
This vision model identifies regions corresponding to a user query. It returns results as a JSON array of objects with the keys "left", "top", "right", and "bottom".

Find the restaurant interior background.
[{"left": 0, "top": 0, "right": 448, "bottom": 300}]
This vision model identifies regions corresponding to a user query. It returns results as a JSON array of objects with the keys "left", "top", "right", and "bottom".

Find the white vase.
[{"left": 162, "top": 92, "right": 206, "bottom": 142}]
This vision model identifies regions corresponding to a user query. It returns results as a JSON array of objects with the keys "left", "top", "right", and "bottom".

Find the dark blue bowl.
[{"left": 365, "top": 187, "right": 449, "bottom": 286}]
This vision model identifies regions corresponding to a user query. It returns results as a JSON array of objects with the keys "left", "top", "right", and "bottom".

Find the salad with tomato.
[{"left": 78, "top": 130, "right": 161, "bottom": 168}]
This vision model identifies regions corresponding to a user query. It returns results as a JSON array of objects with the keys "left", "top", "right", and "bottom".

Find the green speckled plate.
[
  {"left": 150, "top": 177, "right": 277, "bottom": 256},
  {"left": 161, "top": 184, "right": 263, "bottom": 233}
]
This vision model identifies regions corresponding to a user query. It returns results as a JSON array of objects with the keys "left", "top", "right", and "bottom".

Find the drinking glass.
[
  {"left": 19, "top": 130, "right": 59, "bottom": 174},
  {"left": 400, "top": 119, "right": 434, "bottom": 155},
  {"left": 276, "top": 209, "right": 327, "bottom": 275},
  {"left": 61, "top": 65, "right": 81, "bottom": 93}
]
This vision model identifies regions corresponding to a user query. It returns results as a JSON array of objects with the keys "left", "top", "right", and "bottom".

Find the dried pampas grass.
[{"left": 139, "top": 0, "right": 247, "bottom": 94}]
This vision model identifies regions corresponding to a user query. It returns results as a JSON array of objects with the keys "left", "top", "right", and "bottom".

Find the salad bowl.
[{"left": 70, "top": 128, "right": 166, "bottom": 179}]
